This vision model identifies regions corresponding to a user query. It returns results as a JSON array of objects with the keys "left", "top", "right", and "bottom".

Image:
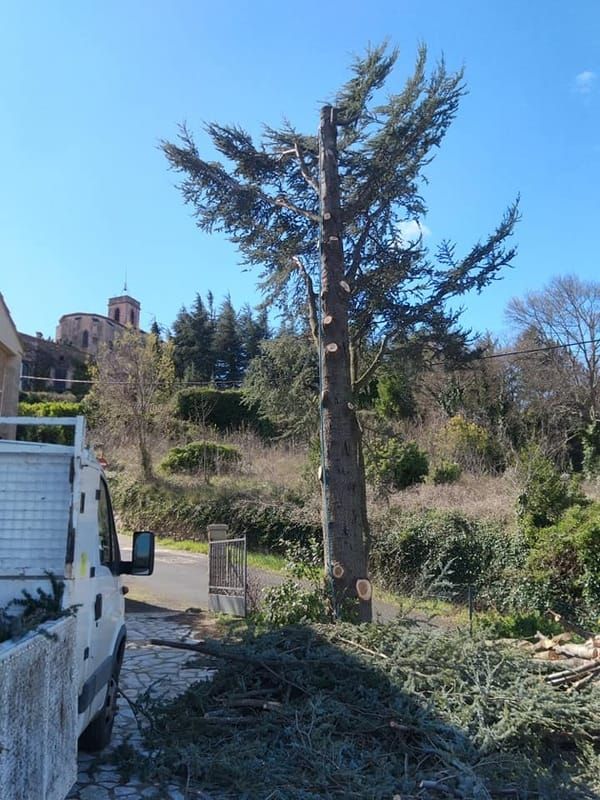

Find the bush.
[
  {"left": 476, "top": 610, "right": 564, "bottom": 639},
  {"left": 110, "top": 478, "right": 321, "bottom": 554},
  {"left": 17, "top": 400, "right": 83, "bottom": 444},
  {"left": 517, "top": 445, "right": 584, "bottom": 530},
  {"left": 440, "top": 414, "right": 504, "bottom": 472},
  {"left": 365, "top": 439, "right": 428, "bottom": 494},
  {"left": 160, "top": 441, "right": 241, "bottom": 477},
  {"left": 526, "top": 503, "right": 600, "bottom": 625},
  {"left": 581, "top": 421, "right": 600, "bottom": 478},
  {"left": 370, "top": 510, "right": 527, "bottom": 608},
  {"left": 431, "top": 460, "right": 462, "bottom": 485},
  {"left": 174, "top": 388, "right": 274, "bottom": 437}
]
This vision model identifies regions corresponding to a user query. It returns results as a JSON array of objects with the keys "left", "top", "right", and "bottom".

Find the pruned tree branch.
[
  {"left": 294, "top": 141, "right": 319, "bottom": 193},
  {"left": 293, "top": 256, "right": 319, "bottom": 345},
  {"left": 353, "top": 335, "right": 389, "bottom": 392}
]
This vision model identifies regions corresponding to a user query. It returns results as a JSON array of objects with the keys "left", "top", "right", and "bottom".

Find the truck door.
[{"left": 87, "top": 478, "right": 125, "bottom": 719}]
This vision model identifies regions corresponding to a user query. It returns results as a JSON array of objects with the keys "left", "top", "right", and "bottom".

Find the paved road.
[{"left": 120, "top": 537, "right": 399, "bottom": 620}]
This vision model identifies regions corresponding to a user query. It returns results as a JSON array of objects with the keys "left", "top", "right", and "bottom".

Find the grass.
[
  {"left": 156, "top": 536, "right": 288, "bottom": 573},
  {"left": 155, "top": 535, "right": 467, "bottom": 626}
]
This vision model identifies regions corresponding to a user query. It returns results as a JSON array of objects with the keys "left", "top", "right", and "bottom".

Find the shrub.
[
  {"left": 365, "top": 439, "right": 428, "bottom": 494},
  {"left": 440, "top": 414, "right": 504, "bottom": 472},
  {"left": 526, "top": 502, "right": 600, "bottom": 625},
  {"left": 430, "top": 460, "right": 462, "bottom": 485},
  {"left": 581, "top": 421, "right": 600, "bottom": 478},
  {"left": 160, "top": 441, "right": 241, "bottom": 477},
  {"left": 174, "top": 388, "right": 274, "bottom": 437},
  {"left": 17, "top": 400, "right": 83, "bottom": 444},
  {"left": 476, "top": 610, "right": 564, "bottom": 639},
  {"left": 374, "top": 372, "right": 417, "bottom": 420},
  {"left": 369, "top": 510, "right": 527, "bottom": 609},
  {"left": 516, "top": 445, "right": 584, "bottom": 530}
]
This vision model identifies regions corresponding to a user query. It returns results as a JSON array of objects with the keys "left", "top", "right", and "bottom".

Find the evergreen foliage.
[
  {"left": 365, "top": 438, "right": 429, "bottom": 494},
  {"left": 163, "top": 44, "right": 518, "bottom": 390},
  {"left": 133, "top": 622, "right": 600, "bottom": 799},
  {"left": 517, "top": 445, "right": 584, "bottom": 530},
  {"left": 370, "top": 510, "right": 527, "bottom": 605},
  {"left": 171, "top": 292, "right": 269, "bottom": 384},
  {"left": 242, "top": 334, "right": 318, "bottom": 438},
  {"left": 174, "top": 387, "right": 272, "bottom": 435}
]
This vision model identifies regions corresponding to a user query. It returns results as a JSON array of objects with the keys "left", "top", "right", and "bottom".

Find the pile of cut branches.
[{"left": 135, "top": 622, "right": 600, "bottom": 799}]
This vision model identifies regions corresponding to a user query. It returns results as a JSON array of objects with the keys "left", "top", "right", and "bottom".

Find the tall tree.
[
  {"left": 163, "top": 44, "right": 519, "bottom": 619},
  {"left": 172, "top": 293, "right": 215, "bottom": 381},
  {"left": 506, "top": 275, "right": 600, "bottom": 423},
  {"left": 212, "top": 295, "right": 243, "bottom": 383},
  {"left": 238, "top": 304, "right": 270, "bottom": 373}
]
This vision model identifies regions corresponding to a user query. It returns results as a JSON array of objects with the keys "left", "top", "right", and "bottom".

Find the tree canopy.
[{"left": 163, "top": 43, "right": 519, "bottom": 385}]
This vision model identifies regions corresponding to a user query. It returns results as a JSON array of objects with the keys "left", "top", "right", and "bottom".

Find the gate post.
[{"left": 208, "top": 524, "right": 247, "bottom": 617}]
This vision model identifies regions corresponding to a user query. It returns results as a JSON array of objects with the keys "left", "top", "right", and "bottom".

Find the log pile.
[{"left": 506, "top": 630, "right": 600, "bottom": 691}]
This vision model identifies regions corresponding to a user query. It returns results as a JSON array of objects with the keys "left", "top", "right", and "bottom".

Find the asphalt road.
[{"left": 120, "top": 537, "right": 399, "bottom": 620}]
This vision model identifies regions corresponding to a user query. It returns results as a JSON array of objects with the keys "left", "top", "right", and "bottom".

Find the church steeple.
[{"left": 108, "top": 292, "right": 140, "bottom": 328}]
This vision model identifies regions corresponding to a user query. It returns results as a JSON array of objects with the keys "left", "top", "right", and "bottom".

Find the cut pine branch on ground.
[{"left": 127, "top": 621, "right": 600, "bottom": 800}]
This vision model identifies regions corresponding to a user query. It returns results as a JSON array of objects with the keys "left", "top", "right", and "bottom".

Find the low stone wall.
[{"left": 0, "top": 616, "right": 78, "bottom": 800}]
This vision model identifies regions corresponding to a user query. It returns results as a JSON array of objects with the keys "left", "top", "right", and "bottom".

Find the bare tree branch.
[
  {"left": 294, "top": 141, "right": 319, "bottom": 193},
  {"left": 353, "top": 335, "right": 389, "bottom": 392},
  {"left": 293, "top": 256, "right": 319, "bottom": 345}
]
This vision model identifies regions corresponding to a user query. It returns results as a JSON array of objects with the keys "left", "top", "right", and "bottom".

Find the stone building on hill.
[
  {"left": 19, "top": 333, "right": 87, "bottom": 395},
  {"left": 56, "top": 294, "right": 141, "bottom": 357}
]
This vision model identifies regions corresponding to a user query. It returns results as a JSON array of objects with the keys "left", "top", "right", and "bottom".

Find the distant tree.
[
  {"left": 212, "top": 295, "right": 243, "bottom": 383},
  {"left": 163, "top": 43, "right": 519, "bottom": 619},
  {"left": 243, "top": 335, "right": 318, "bottom": 437},
  {"left": 91, "top": 329, "right": 175, "bottom": 480},
  {"left": 238, "top": 304, "right": 270, "bottom": 373},
  {"left": 507, "top": 275, "right": 600, "bottom": 423},
  {"left": 171, "top": 293, "right": 215, "bottom": 382}
]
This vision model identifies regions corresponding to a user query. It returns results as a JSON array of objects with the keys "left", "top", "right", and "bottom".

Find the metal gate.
[{"left": 208, "top": 534, "right": 247, "bottom": 616}]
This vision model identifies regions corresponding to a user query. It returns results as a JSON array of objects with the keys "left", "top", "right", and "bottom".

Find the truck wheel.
[{"left": 79, "top": 667, "right": 119, "bottom": 752}]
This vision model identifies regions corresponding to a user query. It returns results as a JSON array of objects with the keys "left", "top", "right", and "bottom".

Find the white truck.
[{"left": 0, "top": 415, "right": 155, "bottom": 753}]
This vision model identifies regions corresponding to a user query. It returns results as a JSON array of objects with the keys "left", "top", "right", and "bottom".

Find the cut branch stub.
[
  {"left": 332, "top": 563, "right": 345, "bottom": 579},
  {"left": 356, "top": 579, "right": 372, "bottom": 601},
  {"left": 317, "top": 465, "right": 323, "bottom": 482},
  {"left": 323, "top": 212, "right": 332, "bottom": 220},
  {"left": 339, "top": 280, "right": 351, "bottom": 293},
  {"left": 325, "top": 343, "right": 339, "bottom": 353},
  {"left": 321, "top": 389, "right": 330, "bottom": 407},
  {"left": 323, "top": 314, "right": 333, "bottom": 326}
]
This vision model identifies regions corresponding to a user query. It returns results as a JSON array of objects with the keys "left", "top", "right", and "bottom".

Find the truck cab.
[{"left": 0, "top": 415, "right": 154, "bottom": 750}]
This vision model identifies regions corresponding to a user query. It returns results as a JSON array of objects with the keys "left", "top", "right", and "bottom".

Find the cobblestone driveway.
[{"left": 67, "top": 612, "right": 214, "bottom": 800}]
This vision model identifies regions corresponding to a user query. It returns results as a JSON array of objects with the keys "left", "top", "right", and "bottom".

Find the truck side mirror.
[{"left": 131, "top": 531, "right": 155, "bottom": 575}]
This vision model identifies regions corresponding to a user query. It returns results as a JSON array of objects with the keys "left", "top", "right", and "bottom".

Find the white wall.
[{"left": 0, "top": 617, "right": 78, "bottom": 800}]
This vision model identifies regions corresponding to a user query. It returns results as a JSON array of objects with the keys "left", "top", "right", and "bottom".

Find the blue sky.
[{"left": 1, "top": 0, "right": 598, "bottom": 341}]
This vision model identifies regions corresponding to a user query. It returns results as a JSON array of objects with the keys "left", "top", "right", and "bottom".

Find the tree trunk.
[{"left": 318, "top": 105, "right": 372, "bottom": 622}]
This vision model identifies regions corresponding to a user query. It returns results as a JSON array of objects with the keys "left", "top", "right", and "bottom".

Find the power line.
[
  {"left": 20, "top": 336, "right": 600, "bottom": 388},
  {"left": 447, "top": 336, "right": 600, "bottom": 364}
]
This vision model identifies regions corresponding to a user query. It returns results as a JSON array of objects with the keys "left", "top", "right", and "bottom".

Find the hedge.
[
  {"left": 110, "top": 478, "right": 320, "bottom": 554},
  {"left": 174, "top": 388, "right": 275, "bottom": 437}
]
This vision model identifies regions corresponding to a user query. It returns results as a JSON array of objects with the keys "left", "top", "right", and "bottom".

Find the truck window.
[{"left": 97, "top": 479, "right": 119, "bottom": 571}]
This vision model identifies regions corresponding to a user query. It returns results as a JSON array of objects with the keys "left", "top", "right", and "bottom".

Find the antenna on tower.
[{"left": 123, "top": 269, "right": 128, "bottom": 294}]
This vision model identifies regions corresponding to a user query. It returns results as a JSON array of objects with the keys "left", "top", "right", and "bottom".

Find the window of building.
[
  {"left": 130, "top": 309, "right": 135, "bottom": 324},
  {"left": 114, "top": 308, "right": 121, "bottom": 323},
  {"left": 82, "top": 330, "right": 89, "bottom": 348}
]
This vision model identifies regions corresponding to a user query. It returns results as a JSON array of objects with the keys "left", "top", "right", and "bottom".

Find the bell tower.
[{"left": 107, "top": 294, "right": 140, "bottom": 328}]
